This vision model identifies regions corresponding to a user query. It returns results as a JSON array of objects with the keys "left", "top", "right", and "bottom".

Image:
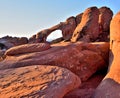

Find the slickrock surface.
[
  {"left": 0, "top": 65, "right": 81, "bottom": 98},
  {"left": 0, "top": 42, "right": 109, "bottom": 82},
  {"left": 5, "top": 43, "right": 51, "bottom": 56}
]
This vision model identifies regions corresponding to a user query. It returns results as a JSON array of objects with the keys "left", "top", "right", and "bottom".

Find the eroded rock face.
[
  {"left": 75, "top": 13, "right": 83, "bottom": 25},
  {"left": 93, "top": 78, "right": 120, "bottom": 98},
  {"left": 97, "top": 7, "right": 113, "bottom": 42},
  {"left": 29, "top": 6, "right": 112, "bottom": 43},
  {"left": 71, "top": 7, "right": 100, "bottom": 42},
  {"left": 93, "top": 11, "right": 120, "bottom": 98},
  {"left": 0, "top": 42, "right": 109, "bottom": 81},
  {"left": 64, "top": 73, "right": 105, "bottom": 98},
  {"left": 0, "top": 65, "right": 81, "bottom": 98},
  {"left": 60, "top": 16, "right": 76, "bottom": 41},
  {"left": 99, "top": 7, "right": 113, "bottom": 32},
  {"left": 105, "top": 11, "right": 120, "bottom": 83}
]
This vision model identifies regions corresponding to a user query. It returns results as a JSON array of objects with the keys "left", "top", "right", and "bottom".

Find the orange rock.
[
  {"left": 64, "top": 73, "right": 105, "bottom": 98},
  {"left": 71, "top": 7, "right": 99, "bottom": 42},
  {"left": 93, "top": 11, "right": 120, "bottom": 98},
  {"left": 75, "top": 13, "right": 83, "bottom": 26},
  {"left": 0, "top": 65, "right": 81, "bottom": 98},
  {"left": 5, "top": 43, "right": 51, "bottom": 56},
  {"left": 110, "top": 12, "right": 120, "bottom": 42},
  {"left": 105, "top": 11, "right": 120, "bottom": 83},
  {"left": 61, "top": 16, "right": 76, "bottom": 40},
  {"left": 0, "top": 42, "right": 109, "bottom": 81},
  {"left": 29, "top": 16, "right": 76, "bottom": 43},
  {"left": 99, "top": 7, "right": 113, "bottom": 32}
]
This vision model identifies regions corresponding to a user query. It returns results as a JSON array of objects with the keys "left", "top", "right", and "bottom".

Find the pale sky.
[{"left": 0, "top": 0, "right": 120, "bottom": 40}]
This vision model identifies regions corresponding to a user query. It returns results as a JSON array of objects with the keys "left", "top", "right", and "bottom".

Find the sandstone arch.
[{"left": 29, "top": 16, "right": 77, "bottom": 43}]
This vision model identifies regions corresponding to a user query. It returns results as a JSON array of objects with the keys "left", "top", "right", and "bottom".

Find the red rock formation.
[
  {"left": 60, "top": 16, "right": 76, "bottom": 40},
  {"left": 29, "top": 16, "right": 76, "bottom": 43},
  {"left": 105, "top": 11, "right": 120, "bottom": 84},
  {"left": 0, "top": 6, "right": 115, "bottom": 98},
  {"left": 0, "top": 42, "right": 109, "bottom": 82},
  {"left": 0, "top": 36, "right": 28, "bottom": 49},
  {"left": 0, "top": 65, "right": 81, "bottom": 98},
  {"left": 71, "top": 6, "right": 113, "bottom": 42},
  {"left": 93, "top": 11, "right": 120, "bottom": 98},
  {"left": 75, "top": 13, "right": 83, "bottom": 25},
  {"left": 97, "top": 7, "right": 113, "bottom": 41},
  {"left": 5, "top": 43, "right": 51, "bottom": 56},
  {"left": 99, "top": 7, "right": 113, "bottom": 32},
  {"left": 71, "top": 7, "right": 100, "bottom": 42},
  {"left": 29, "top": 6, "right": 112, "bottom": 43},
  {"left": 64, "top": 72, "right": 105, "bottom": 98}
]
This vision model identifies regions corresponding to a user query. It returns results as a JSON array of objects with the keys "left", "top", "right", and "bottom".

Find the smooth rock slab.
[
  {"left": 0, "top": 42, "right": 109, "bottom": 82},
  {"left": 5, "top": 43, "right": 51, "bottom": 56},
  {"left": 0, "top": 65, "right": 81, "bottom": 98}
]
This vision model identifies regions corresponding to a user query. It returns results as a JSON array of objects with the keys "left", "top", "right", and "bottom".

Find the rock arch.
[
  {"left": 29, "top": 16, "right": 77, "bottom": 43},
  {"left": 46, "top": 30, "right": 62, "bottom": 42}
]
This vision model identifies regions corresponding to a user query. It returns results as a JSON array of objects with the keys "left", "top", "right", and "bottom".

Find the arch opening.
[{"left": 46, "top": 30, "right": 63, "bottom": 42}]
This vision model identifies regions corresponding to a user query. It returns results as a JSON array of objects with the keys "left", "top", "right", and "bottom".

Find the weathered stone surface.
[
  {"left": 0, "top": 36, "right": 28, "bottom": 48},
  {"left": 75, "top": 13, "right": 83, "bottom": 25},
  {"left": 0, "top": 42, "right": 109, "bottom": 81},
  {"left": 93, "top": 11, "right": 120, "bottom": 98},
  {"left": 50, "top": 37, "right": 64, "bottom": 44},
  {"left": 64, "top": 73, "right": 105, "bottom": 98},
  {"left": 5, "top": 43, "right": 51, "bottom": 56},
  {"left": 0, "top": 65, "right": 81, "bottom": 98},
  {"left": 71, "top": 7, "right": 100, "bottom": 42},
  {"left": 29, "top": 6, "right": 113, "bottom": 43},
  {"left": 92, "top": 78, "right": 120, "bottom": 98},
  {"left": 28, "top": 34, "right": 36, "bottom": 43},
  {"left": 99, "top": 7, "right": 113, "bottom": 32},
  {"left": 97, "top": 7, "right": 113, "bottom": 42},
  {"left": 60, "top": 16, "right": 76, "bottom": 40},
  {"left": 110, "top": 12, "right": 120, "bottom": 41},
  {"left": 105, "top": 11, "right": 120, "bottom": 83}
]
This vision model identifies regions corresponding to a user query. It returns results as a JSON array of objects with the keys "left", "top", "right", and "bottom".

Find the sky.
[{"left": 0, "top": 0, "right": 120, "bottom": 40}]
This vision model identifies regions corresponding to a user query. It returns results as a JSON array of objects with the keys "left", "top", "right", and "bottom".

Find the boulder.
[
  {"left": 0, "top": 65, "right": 81, "bottom": 98},
  {"left": 93, "top": 11, "right": 120, "bottom": 98},
  {"left": 0, "top": 42, "right": 109, "bottom": 81},
  {"left": 5, "top": 43, "right": 51, "bottom": 56},
  {"left": 71, "top": 7, "right": 100, "bottom": 42}
]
